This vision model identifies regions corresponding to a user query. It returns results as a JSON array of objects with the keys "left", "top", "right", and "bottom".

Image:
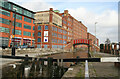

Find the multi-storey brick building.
[
  {"left": 87, "top": 32, "right": 99, "bottom": 51},
  {"left": 59, "top": 10, "right": 88, "bottom": 49},
  {"left": 0, "top": 0, "right": 35, "bottom": 48},
  {"left": 34, "top": 8, "right": 67, "bottom": 48},
  {"left": 34, "top": 8, "right": 88, "bottom": 49}
]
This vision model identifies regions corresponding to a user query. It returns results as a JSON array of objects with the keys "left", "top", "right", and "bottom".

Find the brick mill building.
[
  {"left": 87, "top": 32, "right": 99, "bottom": 51},
  {"left": 0, "top": 0, "right": 35, "bottom": 48},
  {"left": 34, "top": 8, "right": 89, "bottom": 49},
  {"left": 34, "top": 8, "right": 66, "bottom": 48}
]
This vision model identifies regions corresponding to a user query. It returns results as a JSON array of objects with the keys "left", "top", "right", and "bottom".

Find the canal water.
[{"left": 47, "top": 50, "right": 88, "bottom": 68}]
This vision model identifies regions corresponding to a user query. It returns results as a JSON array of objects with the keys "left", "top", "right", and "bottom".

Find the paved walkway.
[{"left": 89, "top": 52, "right": 119, "bottom": 78}]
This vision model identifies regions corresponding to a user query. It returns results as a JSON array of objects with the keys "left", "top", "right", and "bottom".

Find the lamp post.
[
  {"left": 95, "top": 22, "right": 97, "bottom": 53},
  {"left": 12, "top": 8, "right": 17, "bottom": 56}
]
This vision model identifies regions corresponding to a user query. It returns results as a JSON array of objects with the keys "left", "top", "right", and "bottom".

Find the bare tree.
[{"left": 105, "top": 38, "right": 111, "bottom": 44}]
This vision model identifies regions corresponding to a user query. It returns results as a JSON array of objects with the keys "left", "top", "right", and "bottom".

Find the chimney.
[
  {"left": 64, "top": 10, "right": 68, "bottom": 14},
  {"left": 79, "top": 21, "right": 82, "bottom": 23},
  {"left": 50, "top": 8, "right": 53, "bottom": 11}
]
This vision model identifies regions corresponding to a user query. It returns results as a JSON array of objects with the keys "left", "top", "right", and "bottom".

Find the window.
[
  {"left": 52, "top": 39, "right": 57, "bottom": 43},
  {"left": 37, "top": 38, "right": 41, "bottom": 42},
  {"left": 24, "top": 10, "right": 33, "bottom": 18},
  {"left": 16, "top": 22, "right": 22, "bottom": 27},
  {"left": 13, "top": 13, "right": 22, "bottom": 20},
  {"left": 12, "top": 5, "right": 22, "bottom": 14},
  {"left": 24, "top": 17, "right": 31, "bottom": 23},
  {"left": 52, "top": 33, "right": 57, "bottom": 37},
  {"left": 63, "top": 20, "right": 66, "bottom": 24},
  {"left": 0, "top": 8, "right": 10, "bottom": 16},
  {"left": 68, "top": 23, "right": 70, "bottom": 26},
  {"left": 1, "top": 1, "right": 11, "bottom": 10},
  {"left": 52, "top": 26, "right": 57, "bottom": 31},
  {"left": 63, "top": 30, "right": 67, "bottom": 34},
  {"left": 52, "top": 45, "right": 58, "bottom": 48},
  {"left": 12, "top": 29, "right": 21, "bottom": 35},
  {"left": 37, "top": 44, "right": 41, "bottom": 48},
  {"left": 58, "top": 28, "right": 62, "bottom": 33},
  {"left": 13, "top": 22, "right": 22, "bottom": 27},
  {"left": 0, "top": 37, "right": 9, "bottom": 46},
  {"left": 38, "top": 32, "right": 41, "bottom": 36},
  {"left": 58, "top": 40, "right": 62, "bottom": 44},
  {"left": 58, "top": 34, "right": 62, "bottom": 38},
  {"left": 63, "top": 40, "right": 67, "bottom": 44},
  {"left": 44, "top": 45, "right": 48, "bottom": 48},
  {"left": 33, "top": 20, "right": 35, "bottom": 24},
  {"left": 45, "top": 25, "right": 48, "bottom": 30},
  {"left": 0, "top": 17, "right": 10, "bottom": 25},
  {"left": 33, "top": 33, "right": 34, "bottom": 37},
  {"left": 38, "top": 26, "right": 41, "bottom": 30},
  {"left": 33, "top": 26, "right": 35, "bottom": 30},
  {"left": 0, "top": 27, "right": 9, "bottom": 33},
  {"left": 23, "top": 31, "right": 31, "bottom": 36},
  {"left": 24, "top": 24, "right": 31, "bottom": 29},
  {"left": 63, "top": 35, "right": 67, "bottom": 39},
  {"left": 58, "top": 45, "right": 62, "bottom": 48}
]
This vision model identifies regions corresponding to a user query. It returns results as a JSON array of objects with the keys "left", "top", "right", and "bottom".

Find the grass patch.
[{"left": 76, "top": 69, "right": 84, "bottom": 77}]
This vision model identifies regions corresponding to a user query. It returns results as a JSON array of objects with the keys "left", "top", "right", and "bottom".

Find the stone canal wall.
[{"left": 1, "top": 48, "right": 69, "bottom": 55}]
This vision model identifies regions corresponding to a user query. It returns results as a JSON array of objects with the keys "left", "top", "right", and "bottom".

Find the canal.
[{"left": 2, "top": 49, "right": 88, "bottom": 78}]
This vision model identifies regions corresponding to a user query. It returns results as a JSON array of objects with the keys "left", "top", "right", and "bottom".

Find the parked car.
[
  {"left": 18, "top": 45, "right": 28, "bottom": 48},
  {"left": 0, "top": 44, "right": 8, "bottom": 49},
  {"left": 28, "top": 45, "right": 35, "bottom": 48}
]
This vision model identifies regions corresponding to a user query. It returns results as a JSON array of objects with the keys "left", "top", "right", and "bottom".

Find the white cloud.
[
  {"left": 20, "top": 0, "right": 55, "bottom": 11},
  {"left": 66, "top": 7, "right": 118, "bottom": 43}
]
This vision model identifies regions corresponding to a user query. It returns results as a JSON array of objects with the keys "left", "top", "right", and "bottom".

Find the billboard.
[
  {"left": 44, "top": 37, "right": 48, "bottom": 42},
  {"left": 44, "top": 31, "right": 48, "bottom": 36}
]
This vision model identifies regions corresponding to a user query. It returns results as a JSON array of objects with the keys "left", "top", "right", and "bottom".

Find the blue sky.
[
  {"left": 9, "top": 0, "right": 119, "bottom": 44},
  {"left": 48, "top": 2, "right": 118, "bottom": 14}
]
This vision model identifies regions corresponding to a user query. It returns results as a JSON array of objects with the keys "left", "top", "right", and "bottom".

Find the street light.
[
  {"left": 95, "top": 22, "right": 97, "bottom": 53},
  {"left": 12, "top": 8, "right": 17, "bottom": 56}
]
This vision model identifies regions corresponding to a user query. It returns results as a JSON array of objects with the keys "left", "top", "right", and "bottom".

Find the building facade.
[
  {"left": 0, "top": 0, "right": 35, "bottom": 48},
  {"left": 87, "top": 33, "right": 99, "bottom": 51},
  {"left": 34, "top": 8, "right": 67, "bottom": 48},
  {"left": 35, "top": 8, "right": 88, "bottom": 49},
  {"left": 60, "top": 10, "right": 88, "bottom": 49}
]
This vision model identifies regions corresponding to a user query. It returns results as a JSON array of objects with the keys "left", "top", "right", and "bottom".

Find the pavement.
[{"left": 89, "top": 52, "right": 119, "bottom": 78}]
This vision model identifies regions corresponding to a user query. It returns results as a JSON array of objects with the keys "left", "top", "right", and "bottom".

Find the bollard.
[{"left": 75, "top": 56, "right": 79, "bottom": 65}]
